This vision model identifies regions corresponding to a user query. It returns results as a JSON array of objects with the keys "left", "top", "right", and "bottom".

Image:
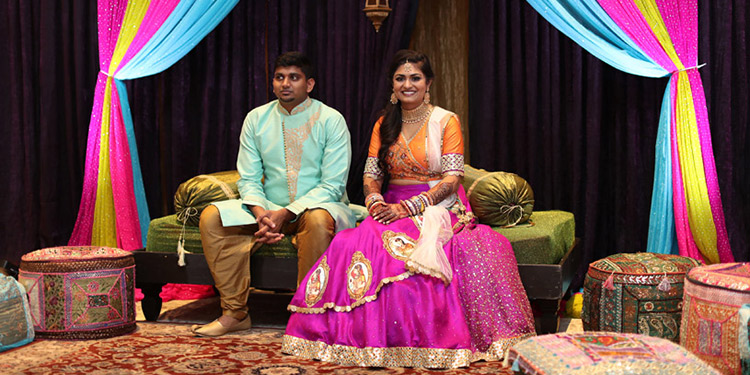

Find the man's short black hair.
[{"left": 274, "top": 51, "right": 316, "bottom": 80}]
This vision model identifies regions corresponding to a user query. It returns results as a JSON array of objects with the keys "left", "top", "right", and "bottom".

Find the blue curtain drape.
[{"left": 527, "top": 0, "right": 667, "bottom": 77}]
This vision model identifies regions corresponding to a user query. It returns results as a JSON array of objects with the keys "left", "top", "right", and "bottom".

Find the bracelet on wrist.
[
  {"left": 365, "top": 193, "right": 385, "bottom": 211},
  {"left": 419, "top": 191, "right": 434, "bottom": 206}
]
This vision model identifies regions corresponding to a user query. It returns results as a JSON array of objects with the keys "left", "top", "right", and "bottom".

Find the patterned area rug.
[
  {"left": 2, "top": 323, "right": 514, "bottom": 374},
  {"left": 5, "top": 294, "right": 582, "bottom": 374}
]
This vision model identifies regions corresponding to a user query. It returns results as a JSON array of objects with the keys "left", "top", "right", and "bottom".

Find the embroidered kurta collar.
[{"left": 278, "top": 97, "right": 313, "bottom": 116}]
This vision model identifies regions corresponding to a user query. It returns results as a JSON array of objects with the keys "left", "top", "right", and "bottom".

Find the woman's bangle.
[
  {"left": 365, "top": 193, "right": 383, "bottom": 205},
  {"left": 400, "top": 193, "right": 432, "bottom": 217},
  {"left": 414, "top": 196, "right": 425, "bottom": 213},
  {"left": 365, "top": 193, "right": 385, "bottom": 211},
  {"left": 382, "top": 191, "right": 435, "bottom": 218},
  {"left": 419, "top": 191, "right": 434, "bottom": 206},
  {"left": 400, "top": 199, "right": 416, "bottom": 216}
]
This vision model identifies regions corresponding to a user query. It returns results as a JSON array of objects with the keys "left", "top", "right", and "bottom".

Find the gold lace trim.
[
  {"left": 450, "top": 199, "right": 475, "bottom": 231},
  {"left": 288, "top": 271, "right": 413, "bottom": 314},
  {"left": 405, "top": 259, "right": 450, "bottom": 285},
  {"left": 281, "top": 332, "right": 535, "bottom": 369}
]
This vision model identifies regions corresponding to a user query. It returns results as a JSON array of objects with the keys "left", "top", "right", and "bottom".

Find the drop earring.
[
  {"left": 390, "top": 92, "right": 398, "bottom": 105},
  {"left": 424, "top": 91, "right": 430, "bottom": 104}
]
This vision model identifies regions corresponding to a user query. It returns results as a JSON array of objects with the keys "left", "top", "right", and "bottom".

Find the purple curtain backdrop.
[
  {"left": 1, "top": 1, "right": 99, "bottom": 263},
  {"left": 468, "top": 0, "right": 749, "bottom": 277},
  {"left": 0, "top": 0, "right": 417, "bottom": 264},
  {"left": 1, "top": 0, "right": 746, "bottom": 269}
]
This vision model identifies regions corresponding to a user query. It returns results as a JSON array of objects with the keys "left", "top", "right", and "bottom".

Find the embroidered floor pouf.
[
  {"left": 0, "top": 274, "right": 35, "bottom": 351},
  {"left": 582, "top": 253, "right": 701, "bottom": 342},
  {"left": 680, "top": 263, "right": 750, "bottom": 374},
  {"left": 18, "top": 246, "right": 136, "bottom": 339},
  {"left": 507, "top": 332, "right": 720, "bottom": 375}
]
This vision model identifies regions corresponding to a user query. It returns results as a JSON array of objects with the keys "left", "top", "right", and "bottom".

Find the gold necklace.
[
  {"left": 401, "top": 106, "right": 433, "bottom": 145},
  {"left": 401, "top": 103, "right": 431, "bottom": 124}
]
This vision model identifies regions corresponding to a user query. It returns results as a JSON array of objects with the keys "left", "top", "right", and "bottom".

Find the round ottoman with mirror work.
[
  {"left": 582, "top": 252, "right": 702, "bottom": 342},
  {"left": 681, "top": 262, "right": 750, "bottom": 374},
  {"left": 18, "top": 246, "right": 136, "bottom": 339}
]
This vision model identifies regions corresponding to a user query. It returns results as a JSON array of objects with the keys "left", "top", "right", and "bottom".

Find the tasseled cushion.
[
  {"left": 173, "top": 170, "right": 240, "bottom": 227},
  {"left": 462, "top": 165, "right": 534, "bottom": 227}
]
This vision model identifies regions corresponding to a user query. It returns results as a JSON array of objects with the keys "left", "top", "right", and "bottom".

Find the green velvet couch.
[{"left": 134, "top": 169, "right": 581, "bottom": 334}]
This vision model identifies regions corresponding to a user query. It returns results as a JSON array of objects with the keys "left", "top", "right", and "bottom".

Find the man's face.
[{"left": 272, "top": 66, "right": 314, "bottom": 111}]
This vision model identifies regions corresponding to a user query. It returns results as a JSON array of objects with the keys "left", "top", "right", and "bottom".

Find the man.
[{"left": 191, "top": 52, "right": 355, "bottom": 337}]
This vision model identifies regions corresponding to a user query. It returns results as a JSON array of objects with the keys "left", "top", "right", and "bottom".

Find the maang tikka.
[{"left": 403, "top": 59, "right": 413, "bottom": 73}]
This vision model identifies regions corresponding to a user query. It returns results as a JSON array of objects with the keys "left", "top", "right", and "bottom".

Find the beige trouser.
[{"left": 199, "top": 205, "right": 335, "bottom": 320}]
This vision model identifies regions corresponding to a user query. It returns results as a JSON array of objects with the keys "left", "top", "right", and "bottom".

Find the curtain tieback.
[
  {"left": 99, "top": 70, "right": 119, "bottom": 79},
  {"left": 672, "top": 63, "right": 706, "bottom": 74}
]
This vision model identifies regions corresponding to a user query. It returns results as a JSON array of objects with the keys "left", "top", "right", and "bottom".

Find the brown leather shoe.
[{"left": 190, "top": 316, "right": 252, "bottom": 337}]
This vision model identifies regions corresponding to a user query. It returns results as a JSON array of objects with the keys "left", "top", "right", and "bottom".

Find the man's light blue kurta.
[{"left": 213, "top": 98, "right": 356, "bottom": 232}]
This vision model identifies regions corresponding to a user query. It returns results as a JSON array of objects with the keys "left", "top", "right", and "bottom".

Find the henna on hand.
[
  {"left": 427, "top": 176, "right": 461, "bottom": 204},
  {"left": 363, "top": 177, "right": 383, "bottom": 198},
  {"left": 373, "top": 203, "right": 407, "bottom": 225}
]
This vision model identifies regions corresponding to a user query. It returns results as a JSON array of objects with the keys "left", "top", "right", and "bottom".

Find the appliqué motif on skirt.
[
  {"left": 305, "top": 256, "right": 329, "bottom": 307},
  {"left": 381, "top": 230, "right": 416, "bottom": 261},
  {"left": 347, "top": 252, "right": 373, "bottom": 301}
]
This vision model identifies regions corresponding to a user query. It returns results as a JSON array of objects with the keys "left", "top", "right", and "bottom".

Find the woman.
[{"left": 281, "top": 50, "right": 535, "bottom": 369}]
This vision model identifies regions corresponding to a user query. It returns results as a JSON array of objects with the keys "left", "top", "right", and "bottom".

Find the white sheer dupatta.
[{"left": 404, "top": 107, "right": 458, "bottom": 284}]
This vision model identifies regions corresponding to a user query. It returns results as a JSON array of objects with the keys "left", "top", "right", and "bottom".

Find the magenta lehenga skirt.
[{"left": 281, "top": 184, "right": 536, "bottom": 368}]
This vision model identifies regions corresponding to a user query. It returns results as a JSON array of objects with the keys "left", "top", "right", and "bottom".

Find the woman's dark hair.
[{"left": 377, "top": 50, "right": 434, "bottom": 189}]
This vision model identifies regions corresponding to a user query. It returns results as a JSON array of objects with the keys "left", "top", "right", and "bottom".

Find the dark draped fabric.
[
  {"left": 468, "top": 0, "right": 749, "bottom": 277},
  {"left": 1, "top": 2, "right": 99, "bottom": 263},
  {"left": 3, "top": 0, "right": 746, "bottom": 270},
  {"left": 0, "top": 0, "right": 417, "bottom": 264}
]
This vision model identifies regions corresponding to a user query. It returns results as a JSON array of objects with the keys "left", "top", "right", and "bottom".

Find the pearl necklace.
[{"left": 401, "top": 103, "right": 432, "bottom": 124}]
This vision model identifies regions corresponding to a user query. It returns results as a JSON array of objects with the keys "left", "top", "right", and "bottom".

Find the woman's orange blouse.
[{"left": 364, "top": 112, "right": 464, "bottom": 182}]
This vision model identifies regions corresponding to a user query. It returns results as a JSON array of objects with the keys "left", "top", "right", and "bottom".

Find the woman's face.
[{"left": 392, "top": 62, "right": 432, "bottom": 110}]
